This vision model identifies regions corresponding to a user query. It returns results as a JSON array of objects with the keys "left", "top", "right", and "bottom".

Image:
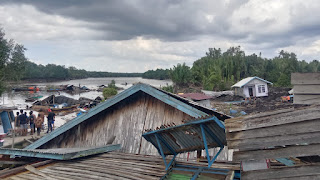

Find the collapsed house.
[
  {"left": 32, "top": 95, "right": 101, "bottom": 110},
  {"left": 26, "top": 83, "right": 230, "bottom": 159},
  {"left": 232, "top": 76, "right": 272, "bottom": 98},
  {"left": 0, "top": 83, "right": 241, "bottom": 179}
]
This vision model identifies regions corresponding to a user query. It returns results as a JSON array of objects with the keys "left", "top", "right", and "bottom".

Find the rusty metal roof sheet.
[{"left": 178, "top": 93, "right": 212, "bottom": 101}]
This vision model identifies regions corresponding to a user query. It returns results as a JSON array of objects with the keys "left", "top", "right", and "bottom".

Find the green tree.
[
  {"left": 170, "top": 63, "right": 192, "bottom": 86},
  {"left": 103, "top": 87, "right": 117, "bottom": 99}
]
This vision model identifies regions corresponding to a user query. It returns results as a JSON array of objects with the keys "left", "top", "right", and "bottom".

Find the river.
[
  {"left": 0, "top": 77, "right": 172, "bottom": 131},
  {"left": 2, "top": 77, "right": 172, "bottom": 108}
]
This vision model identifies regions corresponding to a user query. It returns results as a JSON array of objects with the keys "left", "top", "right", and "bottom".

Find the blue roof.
[
  {"left": 26, "top": 83, "right": 229, "bottom": 150},
  {"left": 142, "top": 116, "right": 226, "bottom": 155},
  {"left": 0, "top": 144, "right": 120, "bottom": 160},
  {"left": 231, "top": 76, "right": 273, "bottom": 88}
]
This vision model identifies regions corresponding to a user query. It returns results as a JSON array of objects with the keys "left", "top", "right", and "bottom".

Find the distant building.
[
  {"left": 178, "top": 93, "right": 212, "bottom": 107},
  {"left": 231, "top": 76, "right": 273, "bottom": 98}
]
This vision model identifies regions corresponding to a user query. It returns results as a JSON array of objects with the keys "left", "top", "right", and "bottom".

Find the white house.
[{"left": 231, "top": 76, "right": 273, "bottom": 98}]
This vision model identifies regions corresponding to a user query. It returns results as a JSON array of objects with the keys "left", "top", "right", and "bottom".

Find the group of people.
[{"left": 14, "top": 108, "right": 56, "bottom": 136}]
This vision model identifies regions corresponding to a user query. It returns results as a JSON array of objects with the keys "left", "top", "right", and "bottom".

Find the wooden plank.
[
  {"left": 225, "top": 170, "right": 234, "bottom": 180},
  {"left": 226, "top": 107, "right": 320, "bottom": 132},
  {"left": 42, "top": 168, "right": 115, "bottom": 180},
  {"left": 228, "top": 131, "right": 320, "bottom": 150},
  {"left": 225, "top": 108, "right": 295, "bottom": 124},
  {"left": 25, "top": 165, "right": 55, "bottom": 180},
  {"left": 241, "top": 164, "right": 320, "bottom": 180},
  {"left": 294, "top": 84, "right": 320, "bottom": 94},
  {"left": 227, "top": 119, "right": 320, "bottom": 140},
  {"left": 291, "top": 73, "right": 320, "bottom": 85},
  {"left": 294, "top": 95, "right": 320, "bottom": 104},
  {"left": 233, "top": 144, "right": 320, "bottom": 161},
  {"left": 73, "top": 160, "right": 165, "bottom": 176},
  {"left": 0, "top": 160, "right": 54, "bottom": 179},
  {"left": 48, "top": 166, "right": 127, "bottom": 180}
]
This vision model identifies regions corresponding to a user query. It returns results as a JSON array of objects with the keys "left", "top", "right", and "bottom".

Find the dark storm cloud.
[{"left": 0, "top": 0, "right": 250, "bottom": 41}]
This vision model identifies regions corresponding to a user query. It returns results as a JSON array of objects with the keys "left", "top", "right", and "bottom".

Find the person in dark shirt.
[
  {"left": 19, "top": 110, "right": 28, "bottom": 136},
  {"left": 47, "top": 109, "right": 55, "bottom": 133},
  {"left": 28, "top": 111, "right": 36, "bottom": 135}
]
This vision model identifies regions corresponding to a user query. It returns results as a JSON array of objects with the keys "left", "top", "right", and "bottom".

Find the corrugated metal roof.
[
  {"left": 178, "top": 93, "right": 212, "bottom": 101},
  {"left": 143, "top": 116, "right": 225, "bottom": 155},
  {"left": 0, "top": 144, "right": 120, "bottom": 160},
  {"left": 3, "top": 152, "right": 240, "bottom": 180},
  {"left": 25, "top": 83, "right": 229, "bottom": 150},
  {"left": 231, "top": 76, "right": 273, "bottom": 88}
]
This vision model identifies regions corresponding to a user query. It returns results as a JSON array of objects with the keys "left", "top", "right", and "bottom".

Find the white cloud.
[
  {"left": 0, "top": 4, "right": 102, "bottom": 42},
  {"left": 0, "top": 1, "right": 319, "bottom": 73}
]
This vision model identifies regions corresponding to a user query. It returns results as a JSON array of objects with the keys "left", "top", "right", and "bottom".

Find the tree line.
[{"left": 169, "top": 46, "right": 320, "bottom": 91}]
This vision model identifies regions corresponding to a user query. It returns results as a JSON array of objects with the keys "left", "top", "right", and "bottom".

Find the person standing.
[
  {"left": 19, "top": 110, "right": 28, "bottom": 136},
  {"left": 14, "top": 112, "right": 20, "bottom": 135},
  {"left": 35, "top": 114, "right": 44, "bottom": 136},
  {"left": 38, "top": 109, "right": 45, "bottom": 131},
  {"left": 47, "top": 109, "right": 55, "bottom": 133},
  {"left": 28, "top": 111, "right": 36, "bottom": 135}
]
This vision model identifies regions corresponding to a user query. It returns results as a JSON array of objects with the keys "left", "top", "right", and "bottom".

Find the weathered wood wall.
[
  {"left": 41, "top": 91, "right": 191, "bottom": 155},
  {"left": 225, "top": 106, "right": 320, "bottom": 179},
  {"left": 39, "top": 91, "right": 231, "bottom": 161},
  {"left": 292, "top": 73, "right": 320, "bottom": 104}
]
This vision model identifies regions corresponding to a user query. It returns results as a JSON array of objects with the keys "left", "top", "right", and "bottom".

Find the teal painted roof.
[
  {"left": 0, "top": 144, "right": 120, "bottom": 160},
  {"left": 25, "top": 83, "right": 229, "bottom": 150}
]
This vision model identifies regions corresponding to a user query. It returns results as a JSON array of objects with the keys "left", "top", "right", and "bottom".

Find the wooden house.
[
  {"left": 26, "top": 83, "right": 230, "bottom": 158},
  {"left": 232, "top": 77, "right": 272, "bottom": 98}
]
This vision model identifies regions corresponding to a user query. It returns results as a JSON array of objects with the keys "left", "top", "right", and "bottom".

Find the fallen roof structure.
[
  {"left": 225, "top": 105, "right": 320, "bottom": 179},
  {"left": 143, "top": 116, "right": 225, "bottom": 169},
  {"left": 143, "top": 116, "right": 241, "bottom": 179},
  {"left": 0, "top": 144, "right": 120, "bottom": 160}
]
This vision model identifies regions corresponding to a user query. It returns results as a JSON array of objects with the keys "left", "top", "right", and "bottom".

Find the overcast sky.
[{"left": 0, "top": 0, "right": 319, "bottom": 72}]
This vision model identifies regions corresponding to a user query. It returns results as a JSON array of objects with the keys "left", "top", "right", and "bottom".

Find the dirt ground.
[{"left": 211, "top": 87, "right": 307, "bottom": 116}]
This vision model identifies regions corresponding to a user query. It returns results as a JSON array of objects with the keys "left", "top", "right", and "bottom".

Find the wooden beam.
[
  {"left": 225, "top": 107, "right": 320, "bottom": 132},
  {"left": 227, "top": 119, "right": 320, "bottom": 140},
  {"left": 291, "top": 73, "right": 320, "bottom": 85},
  {"left": 233, "top": 144, "right": 320, "bottom": 161},
  {"left": 228, "top": 131, "right": 320, "bottom": 150},
  {"left": 0, "top": 160, "right": 54, "bottom": 179},
  {"left": 25, "top": 165, "right": 55, "bottom": 180},
  {"left": 242, "top": 164, "right": 320, "bottom": 180}
]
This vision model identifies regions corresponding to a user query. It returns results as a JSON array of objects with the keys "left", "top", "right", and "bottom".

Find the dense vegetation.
[
  {"left": 170, "top": 46, "right": 320, "bottom": 91},
  {"left": 142, "top": 69, "right": 170, "bottom": 80},
  {"left": 23, "top": 61, "right": 142, "bottom": 80},
  {"left": 0, "top": 28, "right": 28, "bottom": 95},
  {"left": 102, "top": 80, "right": 118, "bottom": 99}
]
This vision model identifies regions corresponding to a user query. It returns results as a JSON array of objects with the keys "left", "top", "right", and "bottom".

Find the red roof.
[{"left": 178, "top": 93, "right": 212, "bottom": 101}]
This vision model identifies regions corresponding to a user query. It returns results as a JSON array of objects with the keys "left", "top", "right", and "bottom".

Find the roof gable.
[
  {"left": 26, "top": 83, "right": 229, "bottom": 150},
  {"left": 231, "top": 76, "right": 273, "bottom": 88}
]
